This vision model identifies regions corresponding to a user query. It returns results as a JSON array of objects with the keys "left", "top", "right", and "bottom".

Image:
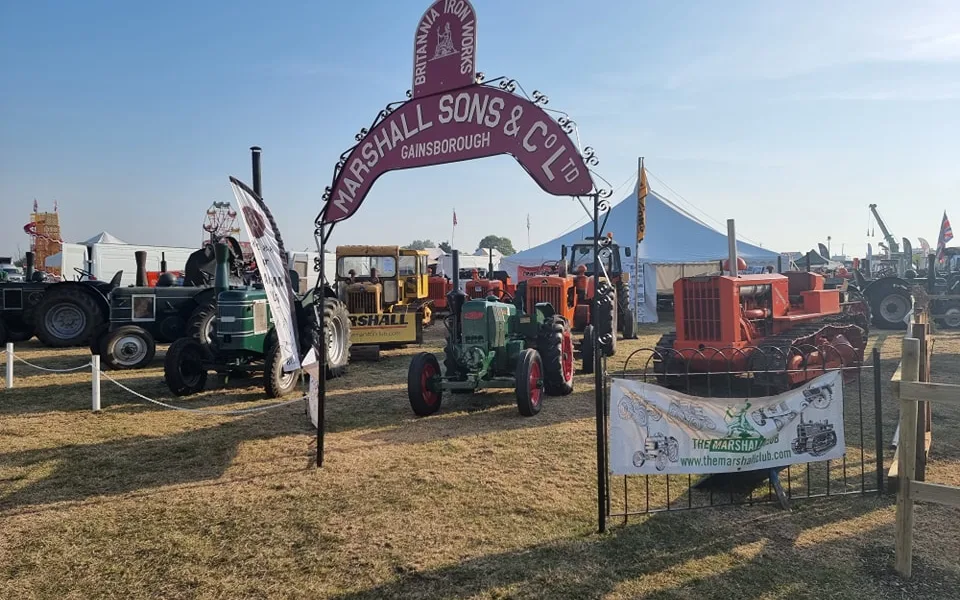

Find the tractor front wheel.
[
  {"left": 408, "top": 352, "right": 442, "bottom": 416},
  {"left": 163, "top": 338, "right": 208, "bottom": 396},
  {"left": 538, "top": 316, "right": 574, "bottom": 396},
  {"left": 264, "top": 331, "right": 300, "bottom": 398},
  {"left": 622, "top": 306, "right": 637, "bottom": 339},
  {"left": 102, "top": 325, "right": 156, "bottom": 370},
  {"left": 515, "top": 348, "right": 544, "bottom": 417}
]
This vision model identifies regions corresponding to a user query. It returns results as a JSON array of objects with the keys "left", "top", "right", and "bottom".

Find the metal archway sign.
[{"left": 312, "top": 0, "right": 614, "bottom": 532}]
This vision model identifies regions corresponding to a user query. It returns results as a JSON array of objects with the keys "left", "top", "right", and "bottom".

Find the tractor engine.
[
  {"left": 217, "top": 288, "right": 271, "bottom": 354},
  {"left": 449, "top": 297, "right": 524, "bottom": 375},
  {"left": 345, "top": 282, "right": 381, "bottom": 314}
]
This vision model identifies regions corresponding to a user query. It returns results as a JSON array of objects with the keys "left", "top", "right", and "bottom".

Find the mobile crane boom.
[{"left": 868, "top": 203, "right": 900, "bottom": 254}]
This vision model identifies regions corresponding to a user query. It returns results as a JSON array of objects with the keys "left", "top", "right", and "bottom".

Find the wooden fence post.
[{"left": 895, "top": 336, "right": 921, "bottom": 578}]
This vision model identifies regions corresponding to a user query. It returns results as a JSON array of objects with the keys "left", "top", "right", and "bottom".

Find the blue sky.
[{"left": 2, "top": 0, "right": 958, "bottom": 261}]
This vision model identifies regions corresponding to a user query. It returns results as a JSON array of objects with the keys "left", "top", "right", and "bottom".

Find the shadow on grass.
[
  {"left": 332, "top": 499, "right": 958, "bottom": 600},
  {"left": 0, "top": 407, "right": 314, "bottom": 511}
]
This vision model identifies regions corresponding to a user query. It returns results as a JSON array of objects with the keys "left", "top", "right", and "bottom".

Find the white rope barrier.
[
  {"left": 99, "top": 371, "right": 305, "bottom": 416},
  {"left": 3, "top": 342, "right": 305, "bottom": 415},
  {"left": 12, "top": 354, "right": 93, "bottom": 373}
]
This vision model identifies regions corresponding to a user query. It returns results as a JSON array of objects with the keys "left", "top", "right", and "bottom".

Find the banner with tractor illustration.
[{"left": 609, "top": 371, "right": 845, "bottom": 475}]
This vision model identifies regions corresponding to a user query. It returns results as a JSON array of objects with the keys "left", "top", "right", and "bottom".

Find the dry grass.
[{"left": 1, "top": 319, "right": 958, "bottom": 599}]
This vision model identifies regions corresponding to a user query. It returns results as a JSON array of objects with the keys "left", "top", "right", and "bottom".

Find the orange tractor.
[
  {"left": 654, "top": 270, "right": 870, "bottom": 392},
  {"left": 515, "top": 259, "right": 618, "bottom": 374}
]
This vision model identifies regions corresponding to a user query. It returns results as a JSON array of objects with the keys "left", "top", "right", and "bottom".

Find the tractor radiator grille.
[
  {"left": 527, "top": 284, "right": 562, "bottom": 313},
  {"left": 347, "top": 289, "right": 378, "bottom": 314},
  {"left": 428, "top": 280, "right": 447, "bottom": 300},
  {"left": 253, "top": 301, "right": 268, "bottom": 334},
  {"left": 681, "top": 279, "right": 721, "bottom": 342}
]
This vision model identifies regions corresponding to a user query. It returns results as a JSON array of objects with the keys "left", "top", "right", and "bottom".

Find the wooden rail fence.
[{"left": 894, "top": 334, "right": 960, "bottom": 579}]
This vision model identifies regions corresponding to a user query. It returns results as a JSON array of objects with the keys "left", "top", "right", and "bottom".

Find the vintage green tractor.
[
  {"left": 164, "top": 243, "right": 352, "bottom": 398},
  {"left": 407, "top": 252, "right": 574, "bottom": 417}
]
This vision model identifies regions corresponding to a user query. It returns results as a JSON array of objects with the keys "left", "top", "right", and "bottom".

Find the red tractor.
[{"left": 654, "top": 271, "right": 869, "bottom": 391}]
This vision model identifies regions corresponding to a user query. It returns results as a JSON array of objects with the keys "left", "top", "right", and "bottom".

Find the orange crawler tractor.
[{"left": 654, "top": 270, "right": 870, "bottom": 392}]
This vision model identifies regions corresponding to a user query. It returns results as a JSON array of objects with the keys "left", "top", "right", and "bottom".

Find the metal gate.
[{"left": 599, "top": 345, "right": 885, "bottom": 524}]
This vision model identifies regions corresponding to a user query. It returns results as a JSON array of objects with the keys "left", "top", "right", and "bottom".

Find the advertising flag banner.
[
  {"left": 609, "top": 372, "right": 845, "bottom": 475},
  {"left": 230, "top": 178, "right": 301, "bottom": 372}
]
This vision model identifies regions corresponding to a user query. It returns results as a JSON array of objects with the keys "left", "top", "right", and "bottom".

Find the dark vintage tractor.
[
  {"left": 655, "top": 270, "right": 870, "bottom": 392},
  {"left": 90, "top": 242, "right": 246, "bottom": 369},
  {"left": 853, "top": 250, "right": 960, "bottom": 330},
  {"left": 0, "top": 251, "right": 121, "bottom": 347},
  {"left": 406, "top": 252, "right": 574, "bottom": 417}
]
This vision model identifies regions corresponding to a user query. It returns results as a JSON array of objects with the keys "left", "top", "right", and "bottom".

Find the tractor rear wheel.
[
  {"left": 163, "top": 338, "right": 208, "bottom": 396},
  {"left": 581, "top": 324, "right": 595, "bottom": 374},
  {"left": 515, "top": 348, "right": 544, "bottom": 417},
  {"left": 538, "top": 315, "right": 574, "bottom": 396},
  {"left": 939, "top": 304, "right": 960, "bottom": 329},
  {"left": 35, "top": 288, "right": 104, "bottom": 347},
  {"left": 408, "top": 352, "right": 442, "bottom": 416},
  {"left": 102, "top": 325, "right": 156, "bottom": 370},
  {"left": 597, "top": 281, "right": 617, "bottom": 356},
  {"left": 868, "top": 281, "right": 911, "bottom": 329},
  {"left": 264, "top": 331, "right": 299, "bottom": 398}
]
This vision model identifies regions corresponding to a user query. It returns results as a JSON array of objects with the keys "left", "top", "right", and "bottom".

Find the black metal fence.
[{"left": 602, "top": 344, "right": 885, "bottom": 522}]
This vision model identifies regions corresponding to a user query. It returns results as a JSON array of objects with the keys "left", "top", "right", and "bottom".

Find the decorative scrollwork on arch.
[
  {"left": 322, "top": 186, "right": 332, "bottom": 202},
  {"left": 557, "top": 116, "right": 576, "bottom": 134},
  {"left": 354, "top": 128, "right": 369, "bottom": 142},
  {"left": 583, "top": 146, "right": 600, "bottom": 167},
  {"left": 532, "top": 90, "right": 549, "bottom": 106},
  {"left": 475, "top": 72, "right": 485, "bottom": 83},
  {"left": 498, "top": 79, "right": 517, "bottom": 93}
]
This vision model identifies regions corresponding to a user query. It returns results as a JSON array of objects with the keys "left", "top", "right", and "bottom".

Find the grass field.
[{"left": 1, "top": 321, "right": 958, "bottom": 599}]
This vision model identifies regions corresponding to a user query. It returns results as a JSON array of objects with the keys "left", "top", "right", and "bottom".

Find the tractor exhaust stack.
[
  {"left": 251, "top": 146, "right": 262, "bottom": 197},
  {"left": 24, "top": 252, "right": 34, "bottom": 281},
  {"left": 447, "top": 250, "right": 466, "bottom": 344},
  {"left": 160, "top": 252, "right": 167, "bottom": 273},
  {"left": 135, "top": 251, "right": 148, "bottom": 286},
  {"left": 727, "top": 219, "right": 739, "bottom": 277},
  {"left": 214, "top": 243, "right": 230, "bottom": 296}
]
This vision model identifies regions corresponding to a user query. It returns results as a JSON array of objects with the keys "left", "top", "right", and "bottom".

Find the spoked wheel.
[
  {"left": 941, "top": 305, "right": 960, "bottom": 329},
  {"left": 102, "top": 326, "right": 156, "bottom": 370},
  {"left": 163, "top": 338, "right": 208, "bottom": 396},
  {"left": 408, "top": 352, "right": 442, "bottom": 416},
  {"left": 515, "top": 348, "right": 544, "bottom": 417}
]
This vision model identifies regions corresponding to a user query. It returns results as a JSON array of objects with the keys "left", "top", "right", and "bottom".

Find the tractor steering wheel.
[{"left": 74, "top": 266, "right": 95, "bottom": 281}]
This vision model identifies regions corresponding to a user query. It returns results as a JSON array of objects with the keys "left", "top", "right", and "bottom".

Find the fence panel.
[{"left": 605, "top": 341, "right": 884, "bottom": 520}]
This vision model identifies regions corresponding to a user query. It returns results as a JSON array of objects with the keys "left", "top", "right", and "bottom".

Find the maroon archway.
[{"left": 311, "top": 0, "right": 615, "bottom": 533}]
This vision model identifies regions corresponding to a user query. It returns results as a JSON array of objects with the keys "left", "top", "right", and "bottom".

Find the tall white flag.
[{"left": 229, "top": 177, "right": 301, "bottom": 372}]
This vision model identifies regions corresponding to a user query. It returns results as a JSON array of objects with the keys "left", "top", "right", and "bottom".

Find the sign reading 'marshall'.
[{"left": 321, "top": 0, "right": 594, "bottom": 224}]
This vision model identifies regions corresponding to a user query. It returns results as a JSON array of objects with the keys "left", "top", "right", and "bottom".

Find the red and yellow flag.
[{"left": 637, "top": 162, "right": 648, "bottom": 243}]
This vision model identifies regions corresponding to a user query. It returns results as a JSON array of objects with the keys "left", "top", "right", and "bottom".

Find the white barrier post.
[
  {"left": 5, "top": 343, "right": 13, "bottom": 389},
  {"left": 91, "top": 355, "right": 101, "bottom": 412}
]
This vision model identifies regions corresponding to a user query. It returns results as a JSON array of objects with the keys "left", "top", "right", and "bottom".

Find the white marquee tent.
[{"left": 500, "top": 188, "right": 780, "bottom": 323}]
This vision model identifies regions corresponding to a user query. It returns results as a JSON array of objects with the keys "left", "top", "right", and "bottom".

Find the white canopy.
[
  {"left": 500, "top": 189, "right": 779, "bottom": 276},
  {"left": 81, "top": 231, "right": 127, "bottom": 245}
]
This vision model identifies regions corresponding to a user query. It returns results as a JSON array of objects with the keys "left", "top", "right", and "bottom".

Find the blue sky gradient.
[{"left": 2, "top": 0, "right": 958, "bottom": 259}]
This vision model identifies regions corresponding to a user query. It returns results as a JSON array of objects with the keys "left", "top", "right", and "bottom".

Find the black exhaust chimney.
[
  {"left": 251, "top": 146, "right": 262, "bottom": 197},
  {"left": 160, "top": 252, "right": 167, "bottom": 273},
  {"left": 25, "top": 252, "right": 34, "bottom": 281},
  {"left": 447, "top": 250, "right": 466, "bottom": 344},
  {"left": 135, "top": 251, "right": 148, "bottom": 286},
  {"left": 927, "top": 253, "right": 936, "bottom": 294}
]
